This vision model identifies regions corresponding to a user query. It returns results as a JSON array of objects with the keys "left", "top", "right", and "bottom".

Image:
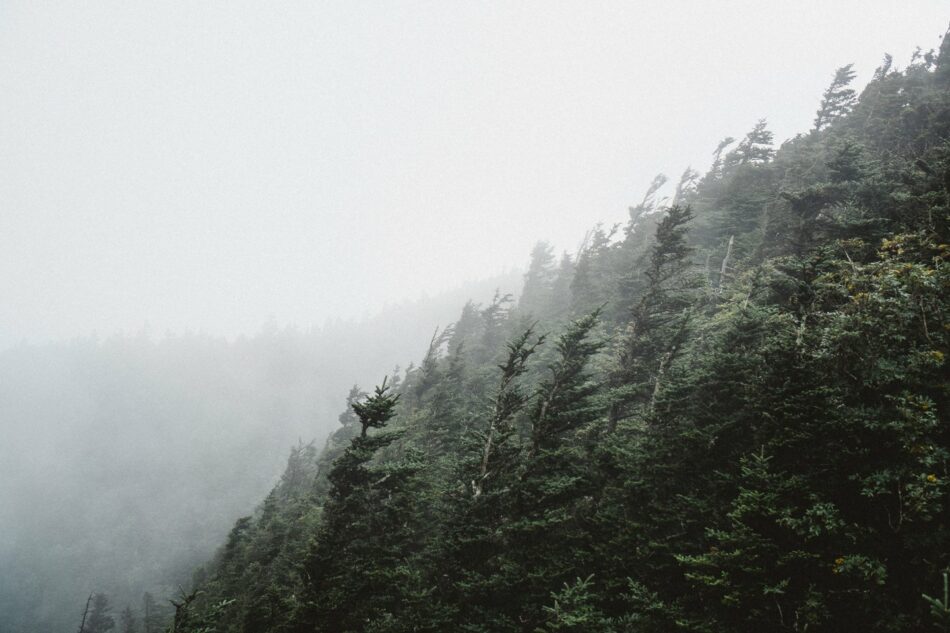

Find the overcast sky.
[{"left": 1, "top": 2, "right": 946, "bottom": 347}]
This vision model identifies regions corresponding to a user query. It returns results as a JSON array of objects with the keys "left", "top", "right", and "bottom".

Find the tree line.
[{"left": 148, "top": 28, "right": 950, "bottom": 633}]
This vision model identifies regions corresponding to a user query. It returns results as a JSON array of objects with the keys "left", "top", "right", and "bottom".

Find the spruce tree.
[
  {"left": 725, "top": 119, "right": 775, "bottom": 169},
  {"left": 609, "top": 205, "right": 701, "bottom": 431},
  {"left": 297, "top": 380, "right": 434, "bottom": 632},
  {"left": 814, "top": 64, "right": 858, "bottom": 131},
  {"left": 439, "top": 327, "right": 544, "bottom": 632},
  {"left": 507, "top": 310, "right": 606, "bottom": 629},
  {"left": 520, "top": 241, "right": 557, "bottom": 317},
  {"left": 86, "top": 594, "right": 115, "bottom": 633},
  {"left": 119, "top": 606, "right": 136, "bottom": 633}
]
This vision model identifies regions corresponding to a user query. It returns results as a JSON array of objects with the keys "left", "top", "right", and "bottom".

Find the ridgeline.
[{"left": 166, "top": 29, "right": 950, "bottom": 633}]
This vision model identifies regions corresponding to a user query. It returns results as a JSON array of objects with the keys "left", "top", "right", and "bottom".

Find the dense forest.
[{"left": 83, "top": 30, "right": 949, "bottom": 633}]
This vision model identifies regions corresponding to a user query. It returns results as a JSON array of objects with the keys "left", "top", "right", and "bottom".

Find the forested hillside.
[{"left": 168, "top": 32, "right": 949, "bottom": 633}]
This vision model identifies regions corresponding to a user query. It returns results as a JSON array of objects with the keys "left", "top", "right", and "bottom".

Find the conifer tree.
[
  {"left": 609, "top": 205, "right": 700, "bottom": 430},
  {"left": 476, "top": 290, "right": 515, "bottom": 363},
  {"left": 546, "top": 252, "right": 575, "bottom": 321},
  {"left": 814, "top": 64, "right": 857, "bottom": 131},
  {"left": 297, "top": 380, "right": 435, "bottom": 632},
  {"left": 725, "top": 119, "right": 774, "bottom": 169},
  {"left": 438, "top": 327, "right": 544, "bottom": 632},
  {"left": 118, "top": 606, "right": 136, "bottom": 633},
  {"left": 528, "top": 309, "right": 605, "bottom": 456},
  {"left": 424, "top": 340, "right": 471, "bottom": 455},
  {"left": 571, "top": 224, "right": 617, "bottom": 316},
  {"left": 506, "top": 310, "right": 606, "bottom": 629},
  {"left": 709, "top": 137, "right": 736, "bottom": 179},
  {"left": 86, "top": 594, "right": 115, "bottom": 633},
  {"left": 672, "top": 166, "right": 700, "bottom": 206},
  {"left": 520, "top": 241, "right": 557, "bottom": 316},
  {"left": 141, "top": 592, "right": 163, "bottom": 633}
]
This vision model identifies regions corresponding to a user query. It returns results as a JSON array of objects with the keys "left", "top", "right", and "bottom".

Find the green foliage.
[
  {"left": 814, "top": 64, "right": 858, "bottom": 131},
  {"left": 535, "top": 576, "right": 613, "bottom": 633},
  {"left": 923, "top": 572, "right": 950, "bottom": 631},
  {"left": 173, "top": 28, "right": 950, "bottom": 633}
]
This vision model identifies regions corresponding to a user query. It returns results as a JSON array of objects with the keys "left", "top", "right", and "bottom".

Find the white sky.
[{"left": 1, "top": 2, "right": 946, "bottom": 346}]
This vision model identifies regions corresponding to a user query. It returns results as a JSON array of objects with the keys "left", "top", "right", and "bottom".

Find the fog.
[
  {"left": 1, "top": 2, "right": 946, "bottom": 346},
  {"left": 0, "top": 273, "right": 518, "bottom": 633},
  {"left": 0, "top": 2, "right": 947, "bottom": 632}
]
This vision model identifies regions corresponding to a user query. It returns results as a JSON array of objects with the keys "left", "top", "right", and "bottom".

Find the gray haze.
[
  {"left": 0, "top": 4, "right": 948, "bottom": 632},
  {"left": 1, "top": 1, "right": 947, "bottom": 348}
]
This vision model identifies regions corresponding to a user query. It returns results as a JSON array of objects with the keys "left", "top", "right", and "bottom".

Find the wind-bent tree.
[
  {"left": 85, "top": 594, "right": 115, "bottom": 633},
  {"left": 814, "top": 63, "right": 857, "bottom": 131}
]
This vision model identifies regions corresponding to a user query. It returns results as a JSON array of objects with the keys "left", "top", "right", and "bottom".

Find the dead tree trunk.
[
  {"left": 718, "top": 235, "right": 734, "bottom": 293},
  {"left": 77, "top": 593, "right": 93, "bottom": 633}
]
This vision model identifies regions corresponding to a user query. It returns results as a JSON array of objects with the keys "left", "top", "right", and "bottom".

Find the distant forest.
[
  {"left": 0, "top": 273, "right": 518, "bottom": 633},
  {"left": 46, "top": 26, "right": 950, "bottom": 633}
]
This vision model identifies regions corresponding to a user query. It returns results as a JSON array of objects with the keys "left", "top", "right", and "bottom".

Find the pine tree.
[
  {"left": 507, "top": 310, "right": 607, "bottom": 629},
  {"left": 439, "top": 327, "right": 544, "bottom": 632},
  {"left": 535, "top": 576, "right": 613, "bottom": 633},
  {"left": 141, "top": 592, "right": 164, "bottom": 633},
  {"left": 423, "top": 339, "right": 471, "bottom": 455},
  {"left": 678, "top": 449, "right": 824, "bottom": 632},
  {"left": 546, "top": 252, "right": 575, "bottom": 321},
  {"left": 529, "top": 309, "right": 605, "bottom": 456},
  {"left": 609, "top": 205, "right": 701, "bottom": 430},
  {"left": 119, "top": 606, "right": 136, "bottom": 633},
  {"left": 471, "top": 327, "right": 545, "bottom": 498},
  {"left": 814, "top": 64, "right": 857, "bottom": 131},
  {"left": 571, "top": 224, "right": 617, "bottom": 316},
  {"left": 86, "top": 594, "right": 115, "bottom": 633},
  {"left": 725, "top": 119, "right": 775, "bottom": 169},
  {"left": 520, "top": 241, "right": 557, "bottom": 317},
  {"left": 297, "top": 380, "right": 436, "bottom": 632},
  {"left": 477, "top": 290, "right": 515, "bottom": 364},
  {"left": 672, "top": 167, "right": 700, "bottom": 206},
  {"left": 709, "top": 137, "right": 736, "bottom": 179}
]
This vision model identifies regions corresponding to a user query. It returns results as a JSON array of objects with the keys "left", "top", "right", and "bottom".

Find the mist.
[
  {"left": 1, "top": 2, "right": 945, "bottom": 346},
  {"left": 1, "top": 2, "right": 948, "bottom": 632},
  {"left": 0, "top": 273, "right": 518, "bottom": 633}
]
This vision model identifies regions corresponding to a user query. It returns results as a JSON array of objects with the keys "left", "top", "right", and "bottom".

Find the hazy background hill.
[{"left": 0, "top": 271, "right": 518, "bottom": 633}]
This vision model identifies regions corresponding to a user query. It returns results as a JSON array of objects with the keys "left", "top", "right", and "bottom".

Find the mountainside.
[{"left": 165, "top": 30, "right": 948, "bottom": 633}]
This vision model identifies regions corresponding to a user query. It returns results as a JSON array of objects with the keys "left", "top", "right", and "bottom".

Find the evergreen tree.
[
  {"left": 506, "top": 310, "right": 607, "bottom": 629},
  {"left": 86, "top": 594, "right": 115, "bottom": 633},
  {"left": 476, "top": 290, "right": 515, "bottom": 364},
  {"left": 609, "top": 205, "right": 701, "bottom": 430},
  {"left": 708, "top": 137, "right": 736, "bottom": 180},
  {"left": 571, "top": 224, "right": 618, "bottom": 317},
  {"left": 535, "top": 576, "right": 613, "bottom": 633},
  {"left": 440, "top": 327, "right": 544, "bottom": 632},
  {"left": 297, "top": 380, "right": 437, "bottom": 632},
  {"left": 814, "top": 64, "right": 858, "bottom": 131},
  {"left": 528, "top": 309, "right": 605, "bottom": 456},
  {"left": 672, "top": 166, "right": 700, "bottom": 206},
  {"left": 520, "top": 241, "right": 558, "bottom": 317},
  {"left": 141, "top": 592, "right": 164, "bottom": 633},
  {"left": 546, "top": 252, "right": 575, "bottom": 322},
  {"left": 725, "top": 119, "right": 775, "bottom": 169},
  {"left": 119, "top": 606, "right": 136, "bottom": 633}
]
